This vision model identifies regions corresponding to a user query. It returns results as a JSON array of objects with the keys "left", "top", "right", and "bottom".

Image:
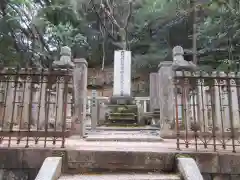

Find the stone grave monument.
[{"left": 105, "top": 50, "right": 140, "bottom": 125}]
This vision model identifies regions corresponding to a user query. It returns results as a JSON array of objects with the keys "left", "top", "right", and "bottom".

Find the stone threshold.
[
  {"left": 1, "top": 146, "right": 240, "bottom": 176},
  {"left": 85, "top": 135, "right": 163, "bottom": 142},
  {"left": 85, "top": 126, "right": 159, "bottom": 131},
  {"left": 59, "top": 173, "right": 181, "bottom": 180}
]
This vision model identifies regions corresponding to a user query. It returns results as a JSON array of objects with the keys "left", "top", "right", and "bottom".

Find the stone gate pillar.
[
  {"left": 158, "top": 61, "right": 175, "bottom": 137},
  {"left": 159, "top": 46, "right": 197, "bottom": 137},
  {"left": 73, "top": 58, "right": 88, "bottom": 137},
  {"left": 150, "top": 73, "right": 160, "bottom": 111}
]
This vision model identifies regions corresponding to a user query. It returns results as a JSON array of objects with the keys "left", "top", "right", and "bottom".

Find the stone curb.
[
  {"left": 85, "top": 136, "right": 164, "bottom": 142},
  {"left": 1, "top": 148, "right": 240, "bottom": 176},
  {"left": 85, "top": 126, "right": 159, "bottom": 131},
  {"left": 35, "top": 157, "right": 62, "bottom": 180},
  {"left": 177, "top": 157, "right": 203, "bottom": 180}
]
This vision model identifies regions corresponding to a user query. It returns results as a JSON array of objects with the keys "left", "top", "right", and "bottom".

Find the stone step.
[
  {"left": 106, "top": 120, "right": 138, "bottom": 125},
  {"left": 104, "top": 124, "right": 139, "bottom": 127},
  {"left": 85, "top": 126, "right": 159, "bottom": 131},
  {"left": 107, "top": 104, "right": 138, "bottom": 107},
  {"left": 109, "top": 112, "right": 136, "bottom": 116},
  {"left": 85, "top": 132, "right": 163, "bottom": 142},
  {"left": 59, "top": 173, "right": 180, "bottom": 180},
  {"left": 108, "top": 116, "right": 136, "bottom": 119}
]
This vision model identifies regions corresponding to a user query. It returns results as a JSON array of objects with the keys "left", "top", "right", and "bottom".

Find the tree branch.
[
  {"left": 105, "top": 0, "right": 113, "bottom": 15},
  {"left": 101, "top": 2, "right": 121, "bottom": 29},
  {"left": 7, "top": 3, "right": 51, "bottom": 54},
  {"left": 0, "top": 4, "right": 21, "bottom": 53},
  {"left": 90, "top": 0, "right": 118, "bottom": 42},
  {"left": 123, "top": 0, "right": 132, "bottom": 29}
]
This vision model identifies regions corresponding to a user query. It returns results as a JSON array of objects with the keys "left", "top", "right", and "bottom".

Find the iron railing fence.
[
  {"left": 174, "top": 71, "right": 240, "bottom": 152},
  {"left": 0, "top": 67, "right": 73, "bottom": 148}
]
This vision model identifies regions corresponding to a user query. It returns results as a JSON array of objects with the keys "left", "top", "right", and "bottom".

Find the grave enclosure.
[
  {"left": 0, "top": 45, "right": 238, "bottom": 154},
  {"left": 0, "top": 46, "right": 240, "bottom": 180}
]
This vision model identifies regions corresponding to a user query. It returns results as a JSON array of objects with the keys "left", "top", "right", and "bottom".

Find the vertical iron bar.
[
  {"left": 1, "top": 74, "right": 10, "bottom": 131},
  {"left": 217, "top": 77, "right": 226, "bottom": 149},
  {"left": 17, "top": 73, "right": 27, "bottom": 144},
  {"left": 235, "top": 72, "right": 240, "bottom": 132},
  {"left": 210, "top": 78, "right": 217, "bottom": 152},
  {"left": 191, "top": 76, "right": 198, "bottom": 151},
  {"left": 36, "top": 69, "right": 44, "bottom": 131},
  {"left": 44, "top": 70, "right": 51, "bottom": 148},
  {"left": 227, "top": 75, "right": 236, "bottom": 153},
  {"left": 183, "top": 77, "right": 189, "bottom": 148},
  {"left": 61, "top": 71, "right": 69, "bottom": 148},
  {"left": 199, "top": 75, "right": 207, "bottom": 148},
  {"left": 54, "top": 76, "right": 60, "bottom": 143},
  {"left": 71, "top": 94, "right": 74, "bottom": 130},
  {"left": 8, "top": 68, "right": 19, "bottom": 148},
  {"left": 0, "top": 71, "right": 10, "bottom": 145},
  {"left": 174, "top": 71, "right": 180, "bottom": 150},
  {"left": 25, "top": 72, "right": 33, "bottom": 148}
]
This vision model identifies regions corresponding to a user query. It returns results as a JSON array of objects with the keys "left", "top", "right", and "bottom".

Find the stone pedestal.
[
  {"left": 109, "top": 96, "right": 135, "bottom": 105},
  {"left": 150, "top": 73, "right": 160, "bottom": 126},
  {"left": 106, "top": 96, "right": 138, "bottom": 125},
  {"left": 150, "top": 73, "right": 160, "bottom": 111},
  {"left": 72, "top": 58, "right": 88, "bottom": 136}
]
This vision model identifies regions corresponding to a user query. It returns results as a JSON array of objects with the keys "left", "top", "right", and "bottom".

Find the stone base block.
[{"left": 109, "top": 96, "right": 135, "bottom": 105}]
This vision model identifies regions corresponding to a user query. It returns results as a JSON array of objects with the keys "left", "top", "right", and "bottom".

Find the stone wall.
[
  {"left": 0, "top": 169, "right": 38, "bottom": 180},
  {"left": 178, "top": 152, "right": 240, "bottom": 180},
  {"left": 0, "top": 148, "right": 239, "bottom": 180},
  {"left": 87, "top": 67, "right": 149, "bottom": 97},
  {"left": 202, "top": 173, "right": 239, "bottom": 180}
]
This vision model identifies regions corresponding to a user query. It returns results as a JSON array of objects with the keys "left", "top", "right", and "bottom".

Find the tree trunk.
[{"left": 119, "top": 28, "right": 127, "bottom": 50}]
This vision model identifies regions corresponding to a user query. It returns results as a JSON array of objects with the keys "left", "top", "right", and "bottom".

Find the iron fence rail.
[
  {"left": 174, "top": 71, "right": 240, "bottom": 152},
  {"left": 0, "top": 67, "right": 73, "bottom": 148}
]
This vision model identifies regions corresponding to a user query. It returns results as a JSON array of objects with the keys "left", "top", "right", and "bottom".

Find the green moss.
[{"left": 176, "top": 154, "right": 192, "bottom": 159}]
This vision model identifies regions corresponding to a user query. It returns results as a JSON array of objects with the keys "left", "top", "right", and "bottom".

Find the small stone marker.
[
  {"left": 91, "top": 90, "right": 98, "bottom": 129},
  {"left": 92, "top": 90, "right": 97, "bottom": 108}
]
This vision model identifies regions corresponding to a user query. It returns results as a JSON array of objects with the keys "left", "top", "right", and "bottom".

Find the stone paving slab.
[
  {"left": 85, "top": 130, "right": 163, "bottom": 142},
  {"left": 0, "top": 128, "right": 239, "bottom": 153},
  {"left": 86, "top": 130, "right": 160, "bottom": 135},
  {"left": 86, "top": 126, "right": 159, "bottom": 131},
  {"left": 59, "top": 173, "right": 180, "bottom": 180},
  {"left": 0, "top": 140, "right": 240, "bottom": 176},
  {"left": 85, "top": 135, "right": 163, "bottom": 142},
  {"left": 0, "top": 136, "right": 239, "bottom": 153}
]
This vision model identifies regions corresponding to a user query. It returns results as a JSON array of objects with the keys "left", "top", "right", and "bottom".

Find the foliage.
[{"left": 0, "top": 0, "right": 240, "bottom": 71}]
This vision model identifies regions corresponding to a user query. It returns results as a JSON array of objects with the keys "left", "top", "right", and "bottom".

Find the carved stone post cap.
[
  {"left": 158, "top": 61, "right": 173, "bottom": 69},
  {"left": 53, "top": 46, "right": 74, "bottom": 68},
  {"left": 172, "top": 46, "right": 184, "bottom": 56},
  {"left": 60, "top": 46, "right": 71, "bottom": 56},
  {"left": 73, "top": 58, "right": 88, "bottom": 67}
]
